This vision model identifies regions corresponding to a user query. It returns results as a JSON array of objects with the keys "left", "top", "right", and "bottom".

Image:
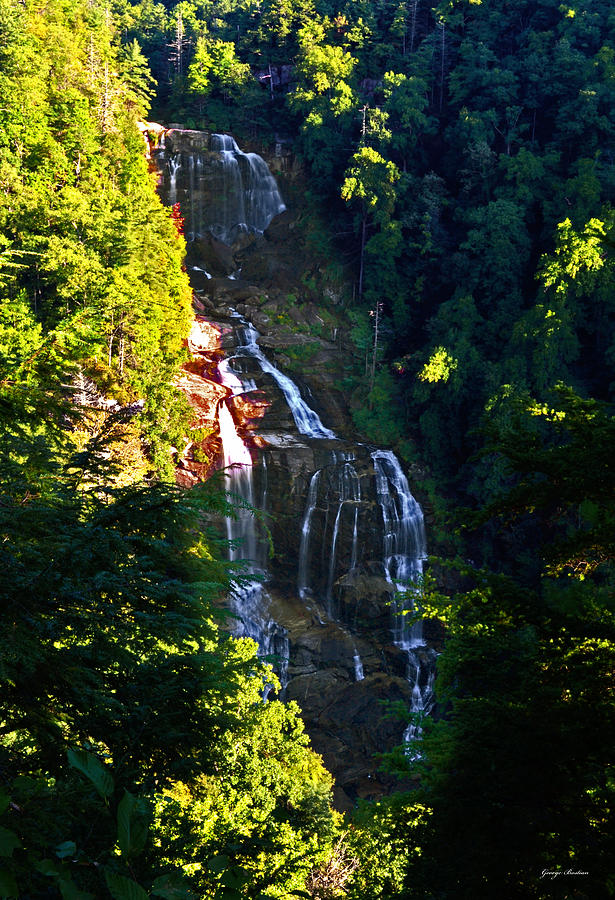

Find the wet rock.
[
  {"left": 288, "top": 672, "right": 414, "bottom": 803},
  {"left": 188, "top": 267, "right": 213, "bottom": 291},
  {"left": 227, "top": 391, "right": 269, "bottom": 431},
  {"left": 231, "top": 230, "right": 259, "bottom": 253},
  {"left": 335, "top": 571, "right": 395, "bottom": 631},
  {"left": 187, "top": 234, "right": 236, "bottom": 276},
  {"left": 165, "top": 128, "right": 212, "bottom": 153},
  {"left": 174, "top": 371, "right": 226, "bottom": 429},
  {"left": 264, "top": 208, "right": 296, "bottom": 242},
  {"left": 188, "top": 317, "right": 221, "bottom": 355}
]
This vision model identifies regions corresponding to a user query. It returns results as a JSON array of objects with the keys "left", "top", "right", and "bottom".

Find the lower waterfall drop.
[
  {"left": 402, "top": 623, "right": 437, "bottom": 759},
  {"left": 217, "top": 366, "right": 288, "bottom": 690},
  {"left": 353, "top": 650, "right": 365, "bottom": 682},
  {"left": 324, "top": 453, "right": 361, "bottom": 614},
  {"left": 370, "top": 451, "right": 437, "bottom": 757}
]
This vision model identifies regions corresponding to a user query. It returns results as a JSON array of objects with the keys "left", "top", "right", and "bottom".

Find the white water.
[
  {"left": 189, "top": 264, "right": 212, "bottom": 279},
  {"left": 164, "top": 132, "right": 285, "bottom": 244},
  {"left": 217, "top": 362, "right": 288, "bottom": 690},
  {"left": 369, "top": 451, "right": 435, "bottom": 756},
  {"left": 325, "top": 454, "right": 361, "bottom": 611},
  {"left": 295, "top": 444, "right": 433, "bottom": 752},
  {"left": 168, "top": 156, "right": 181, "bottom": 205},
  {"left": 403, "top": 640, "right": 437, "bottom": 757},
  {"left": 230, "top": 317, "right": 336, "bottom": 439},
  {"left": 353, "top": 650, "right": 365, "bottom": 682},
  {"left": 298, "top": 470, "right": 322, "bottom": 600},
  {"left": 218, "top": 320, "right": 433, "bottom": 743},
  {"left": 371, "top": 449, "right": 426, "bottom": 589},
  {"left": 297, "top": 452, "right": 361, "bottom": 605},
  {"left": 209, "top": 133, "right": 286, "bottom": 244}
]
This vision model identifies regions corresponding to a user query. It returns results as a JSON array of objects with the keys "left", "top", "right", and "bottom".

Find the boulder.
[{"left": 187, "top": 234, "right": 236, "bottom": 276}]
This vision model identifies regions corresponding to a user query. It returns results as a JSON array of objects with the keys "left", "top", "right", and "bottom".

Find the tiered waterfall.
[{"left": 157, "top": 127, "right": 439, "bottom": 797}]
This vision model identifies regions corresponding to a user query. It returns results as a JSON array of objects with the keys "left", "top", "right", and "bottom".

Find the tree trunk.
[
  {"left": 409, "top": 0, "right": 419, "bottom": 53},
  {"left": 369, "top": 301, "right": 381, "bottom": 409},
  {"left": 358, "top": 215, "right": 367, "bottom": 300},
  {"left": 439, "top": 22, "right": 446, "bottom": 112}
]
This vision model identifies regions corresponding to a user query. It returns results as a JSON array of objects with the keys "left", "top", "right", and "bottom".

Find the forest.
[{"left": 0, "top": 0, "right": 614, "bottom": 897}]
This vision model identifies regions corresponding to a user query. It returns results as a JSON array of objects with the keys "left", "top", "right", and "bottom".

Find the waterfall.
[
  {"left": 371, "top": 449, "right": 426, "bottom": 589},
  {"left": 297, "top": 453, "right": 361, "bottom": 606},
  {"left": 325, "top": 454, "right": 361, "bottom": 611},
  {"left": 229, "top": 316, "right": 336, "bottom": 439},
  {"left": 217, "top": 362, "right": 288, "bottom": 689},
  {"left": 163, "top": 132, "right": 285, "bottom": 245},
  {"left": 403, "top": 645, "right": 437, "bottom": 758},
  {"left": 163, "top": 127, "right": 436, "bottom": 761},
  {"left": 167, "top": 156, "right": 180, "bottom": 205},
  {"left": 370, "top": 450, "right": 436, "bottom": 755},
  {"left": 353, "top": 650, "right": 365, "bottom": 682},
  {"left": 218, "top": 403, "right": 256, "bottom": 564},
  {"left": 297, "top": 447, "right": 426, "bottom": 613},
  {"left": 209, "top": 133, "right": 286, "bottom": 243},
  {"left": 298, "top": 470, "right": 321, "bottom": 600}
]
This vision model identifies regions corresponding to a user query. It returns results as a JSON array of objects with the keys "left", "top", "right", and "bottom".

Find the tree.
[
  {"left": 290, "top": 18, "right": 358, "bottom": 189},
  {"left": 188, "top": 34, "right": 251, "bottom": 107},
  {"left": 382, "top": 71, "right": 434, "bottom": 169},
  {"left": 341, "top": 145, "right": 400, "bottom": 297},
  {"left": 346, "top": 386, "right": 615, "bottom": 899}
]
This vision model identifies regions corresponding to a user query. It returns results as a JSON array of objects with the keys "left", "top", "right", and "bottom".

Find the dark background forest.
[{"left": 0, "top": 0, "right": 614, "bottom": 897}]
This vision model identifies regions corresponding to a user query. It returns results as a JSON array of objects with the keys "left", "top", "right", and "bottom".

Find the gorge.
[{"left": 155, "top": 127, "right": 438, "bottom": 805}]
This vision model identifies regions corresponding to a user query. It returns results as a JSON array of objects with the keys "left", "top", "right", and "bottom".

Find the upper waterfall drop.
[
  {"left": 210, "top": 133, "right": 286, "bottom": 243},
  {"left": 160, "top": 129, "right": 286, "bottom": 245}
]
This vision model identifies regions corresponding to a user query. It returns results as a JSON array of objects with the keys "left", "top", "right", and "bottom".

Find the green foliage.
[
  {"left": 341, "top": 147, "right": 399, "bottom": 223},
  {"left": 0, "top": 4, "right": 341, "bottom": 898},
  {"left": 345, "top": 798, "right": 430, "bottom": 898},
  {"left": 188, "top": 35, "right": 250, "bottom": 103},
  {"left": 152, "top": 690, "right": 337, "bottom": 896},
  {"left": 0, "top": 0, "right": 193, "bottom": 479},
  {"left": 4, "top": 0, "right": 615, "bottom": 893},
  {"left": 480, "top": 385, "right": 615, "bottom": 577},
  {"left": 347, "top": 390, "right": 615, "bottom": 896}
]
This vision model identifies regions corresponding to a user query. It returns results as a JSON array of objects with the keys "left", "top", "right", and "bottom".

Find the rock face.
[
  {"left": 155, "top": 128, "right": 438, "bottom": 809},
  {"left": 158, "top": 130, "right": 285, "bottom": 245}
]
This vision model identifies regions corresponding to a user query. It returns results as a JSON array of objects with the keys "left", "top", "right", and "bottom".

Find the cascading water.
[
  {"left": 324, "top": 454, "right": 361, "bottom": 612},
  {"left": 209, "top": 134, "right": 286, "bottom": 244},
  {"left": 229, "top": 317, "right": 336, "bottom": 439},
  {"left": 370, "top": 450, "right": 436, "bottom": 755},
  {"left": 163, "top": 131, "right": 285, "bottom": 245},
  {"left": 371, "top": 449, "right": 426, "bottom": 589},
  {"left": 353, "top": 650, "right": 365, "bottom": 682},
  {"left": 371, "top": 448, "right": 426, "bottom": 654},
  {"left": 168, "top": 156, "right": 180, "bottom": 205},
  {"left": 217, "top": 361, "right": 289, "bottom": 689},
  {"left": 297, "top": 452, "right": 362, "bottom": 607},
  {"left": 161, "top": 126, "right": 437, "bottom": 766},
  {"left": 298, "top": 470, "right": 322, "bottom": 601},
  {"left": 222, "top": 313, "right": 433, "bottom": 751},
  {"left": 295, "top": 444, "right": 435, "bottom": 754},
  {"left": 403, "top": 647, "right": 436, "bottom": 757},
  {"left": 297, "top": 449, "right": 425, "bottom": 613}
]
